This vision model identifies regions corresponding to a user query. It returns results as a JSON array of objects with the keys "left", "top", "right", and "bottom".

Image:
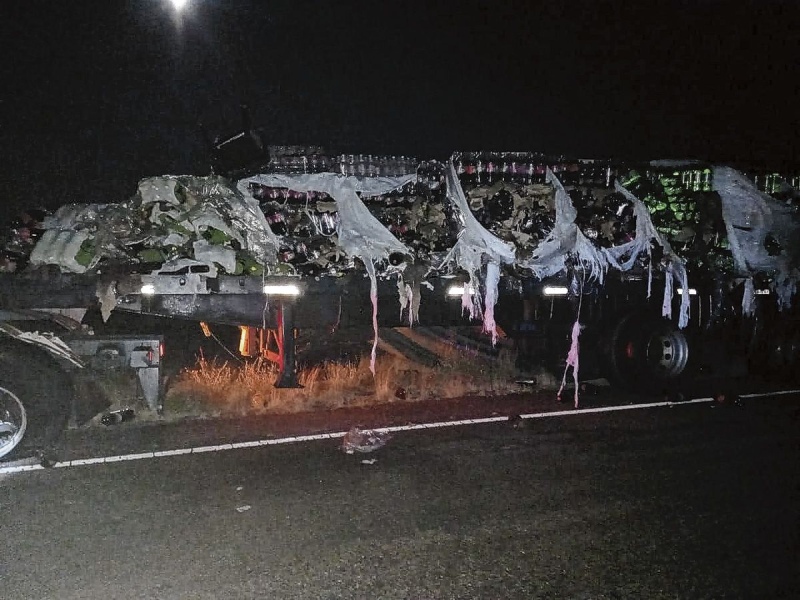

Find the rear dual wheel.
[{"left": 608, "top": 313, "right": 691, "bottom": 390}]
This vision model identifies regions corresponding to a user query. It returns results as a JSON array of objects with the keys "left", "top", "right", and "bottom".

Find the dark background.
[{"left": 1, "top": 0, "right": 798, "bottom": 221}]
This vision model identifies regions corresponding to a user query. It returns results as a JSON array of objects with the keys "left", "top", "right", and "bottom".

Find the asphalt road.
[{"left": 2, "top": 396, "right": 799, "bottom": 599}]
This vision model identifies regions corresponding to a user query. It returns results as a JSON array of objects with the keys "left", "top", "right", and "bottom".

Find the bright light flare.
[
  {"left": 447, "top": 285, "right": 475, "bottom": 297},
  {"left": 676, "top": 288, "right": 697, "bottom": 296},
  {"left": 170, "top": 0, "right": 189, "bottom": 11},
  {"left": 140, "top": 284, "right": 156, "bottom": 296},
  {"left": 543, "top": 286, "right": 569, "bottom": 296},
  {"left": 263, "top": 284, "right": 301, "bottom": 296}
]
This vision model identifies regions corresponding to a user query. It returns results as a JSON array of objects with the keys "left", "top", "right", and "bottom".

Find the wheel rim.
[
  {"left": 644, "top": 329, "right": 689, "bottom": 378},
  {"left": 0, "top": 385, "right": 27, "bottom": 459}
]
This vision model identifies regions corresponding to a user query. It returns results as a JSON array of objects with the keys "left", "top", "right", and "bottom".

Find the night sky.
[{"left": 1, "top": 0, "right": 798, "bottom": 221}]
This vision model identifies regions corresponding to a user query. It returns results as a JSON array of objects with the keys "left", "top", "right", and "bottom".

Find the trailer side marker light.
[
  {"left": 140, "top": 284, "right": 156, "bottom": 296},
  {"left": 676, "top": 288, "right": 697, "bottom": 295},
  {"left": 755, "top": 289, "right": 770, "bottom": 295},
  {"left": 543, "top": 286, "right": 569, "bottom": 296},
  {"left": 263, "top": 284, "right": 301, "bottom": 296},
  {"left": 447, "top": 285, "right": 475, "bottom": 297}
]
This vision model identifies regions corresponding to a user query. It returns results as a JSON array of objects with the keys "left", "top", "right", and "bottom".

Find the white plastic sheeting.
[
  {"left": 191, "top": 240, "right": 237, "bottom": 275},
  {"left": 441, "top": 161, "right": 515, "bottom": 340},
  {"left": 237, "top": 173, "right": 415, "bottom": 264},
  {"left": 520, "top": 168, "right": 609, "bottom": 282},
  {"left": 611, "top": 181, "right": 691, "bottom": 328},
  {"left": 482, "top": 262, "right": 501, "bottom": 345},
  {"left": 29, "top": 229, "right": 94, "bottom": 273},
  {"left": 237, "top": 172, "right": 416, "bottom": 373},
  {"left": 32, "top": 203, "right": 141, "bottom": 272},
  {"left": 30, "top": 176, "right": 280, "bottom": 273},
  {"left": 713, "top": 166, "right": 799, "bottom": 312},
  {"left": 557, "top": 320, "right": 582, "bottom": 408},
  {"left": 138, "top": 176, "right": 280, "bottom": 266},
  {"left": 512, "top": 168, "right": 691, "bottom": 329}
]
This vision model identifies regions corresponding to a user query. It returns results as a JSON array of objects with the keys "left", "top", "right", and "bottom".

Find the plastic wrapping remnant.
[
  {"left": 237, "top": 172, "right": 414, "bottom": 265},
  {"left": 365, "top": 259, "right": 380, "bottom": 374},
  {"left": 153, "top": 257, "right": 219, "bottom": 278},
  {"left": 238, "top": 172, "right": 417, "bottom": 369},
  {"left": 39, "top": 203, "right": 148, "bottom": 266},
  {"left": 613, "top": 181, "right": 691, "bottom": 328},
  {"left": 27, "top": 176, "right": 279, "bottom": 275},
  {"left": 96, "top": 280, "right": 118, "bottom": 323},
  {"left": 192, "top": 240, "right": 238, "bottom": 275},
  {"left": 557, "top": 319, "right": 582, "bottom": 408},
  {"left": 606, "top": 182, "right": 669, "bottom": 272},
  {"left": 29, "top": 229, "right": 95, "bottom": 273},
  {"left": 520, "top": 169, "right": 608, "bottom": 282},
  {"left": 397, "top": 276, "right": 418, "bottom": 326},
  {"left": 137, "top": 176, "right": 280, "bottom": 269},
  {"left": 482, "top": 262, "right": 501, "bottom": 345},
  {"left": 742, "top": 276, "right": 756, "bottom": 317},
  {"left": 341, "top": 427, "right": 392, "bottom": 454},
  {"left": 441, "top": 159, "right": 515, "bottom": 335},
  {"left": 713, "top": 166, "right": 799, "bottom": 308}
]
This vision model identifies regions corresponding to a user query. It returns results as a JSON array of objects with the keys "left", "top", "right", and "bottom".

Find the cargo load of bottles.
[
  {"left": 1, "top": 150, "right": 796, "bottom": 279},
  {"left": 452, "top": 151, "right": 783, "bottom": 276}
]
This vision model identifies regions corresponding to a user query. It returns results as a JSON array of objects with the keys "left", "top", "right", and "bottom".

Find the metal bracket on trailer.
[
  {"left": 274, "top": 300, "right": 300, "bottom": 388},
  {"left": 64, "top": 335, "right": 164, "bottom": 412},
  {"left": 238, "top": 299, "right": 301, "bottom": 388}
]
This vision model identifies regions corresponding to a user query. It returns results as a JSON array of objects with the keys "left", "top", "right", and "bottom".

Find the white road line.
[
  {"left": 740, "top": 388, "right": 800, "bottom": 399},
  {"left": 1, "top": 390, "right": 797, "bottom": 475},
  {"left": 229, "top": 441, "right": 262, "bottom": 449},
  {"left": 2, "top": 463, "right": 44, "bottom": 473},
  {"left": 153, "top": 448, "right": 192, "bottom": 457}
]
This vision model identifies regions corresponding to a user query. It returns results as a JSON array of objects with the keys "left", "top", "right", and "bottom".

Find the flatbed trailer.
[{"left": 2, "top": 152, "right": 798, "bottom": 463}]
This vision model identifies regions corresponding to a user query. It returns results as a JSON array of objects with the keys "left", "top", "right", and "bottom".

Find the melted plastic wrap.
[
  {"left": 237, "top": 172, "right": 417, "bottom": 369},
  {"left": 441, "top": 161, "right": 515, "bottom": 335},
  {"left": 341, "top": 426, "right": 392, "bottom": 454},
  {"left": 713, "top": 166, "right": 799, "bottom": 308},
  {"left": 28, "top": 176, "right": 279, "bottom": 275},
  {"left": 237, "top": 173, "right": 415, "bottom": 266},
  {"left": 15, "top": 152, "right": 797, "bottom": 338}
]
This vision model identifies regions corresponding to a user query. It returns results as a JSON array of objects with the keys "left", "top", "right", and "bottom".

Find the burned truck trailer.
[
  {"left": 472, "top": 155, "right": 800, "bottom": 390},
  {"left": 1, "top": 149, "right": 799, "bottom": 461}
]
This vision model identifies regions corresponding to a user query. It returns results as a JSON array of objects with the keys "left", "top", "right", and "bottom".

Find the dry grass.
[{"left": 165, "top": 335, "right": 530, "bottom": 417}]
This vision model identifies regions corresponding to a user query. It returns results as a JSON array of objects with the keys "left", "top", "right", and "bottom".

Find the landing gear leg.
[{"left": 274, "top": 300, "right": 301, "bottom": 389}]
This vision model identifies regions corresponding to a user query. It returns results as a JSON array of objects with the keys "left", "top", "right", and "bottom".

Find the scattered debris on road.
[
  {"left": 341, "top": 426, "right": 392, "bottom": 454},
  {"left": 101, "top": 408, "right": 136, "bottom": 426},
  {"left": 235, "top": 505, "right": 252, "bottom": 513}
]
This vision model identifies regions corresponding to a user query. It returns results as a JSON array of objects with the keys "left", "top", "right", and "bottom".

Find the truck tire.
[
  {"left": 0, "top": 342, "right": 73, "bottom": 462},
  {"left": 0, "top": 384, "right": 27, "bottom": 460},
  {"left": 607, "top": 313, "right": 691, "bottom": 391}
]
